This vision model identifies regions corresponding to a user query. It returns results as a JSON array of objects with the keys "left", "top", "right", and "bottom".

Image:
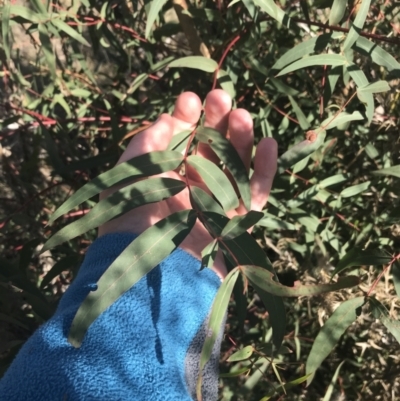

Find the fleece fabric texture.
[{"left": 0, "top": 233, "right": 222, "bottom": 401}]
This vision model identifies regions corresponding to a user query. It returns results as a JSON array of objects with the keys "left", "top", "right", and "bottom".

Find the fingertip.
[
  {"left": 229, "top": 108, "right": 253, "bottom": 133},
  {"left": 254, "top": 138, "right": 278, "bottom": 177},
  {"left": 173, "top": 92, "right": 202, "bottom": 125}
]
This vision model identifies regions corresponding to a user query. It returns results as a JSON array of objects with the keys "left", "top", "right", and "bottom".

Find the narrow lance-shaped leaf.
[
  {"left": 197, "top": 268, "right": 239, "bottom": 400},
  {"left": 322, "top": 361, "right": 345, "bottom": 401},
  {"left": 372, "top": 165, "right": 400, "bottom": 178},
  {"left": 358, "top": 80, "right": 390, "bottom": 94},
  {"left": 321, "top": 111, "right": 364, "bottom": 130},
  {"left": 289, "top": 96, "right": 310, "bottom": 130},
  {"left": 145, "top": 0, "right": 168, "bottom": 38},
  {"left": 68, "top": 209, "right": 197, "bottom": 348},
  {"left": 343, "top": 0, "right": 371, "bottom": 51},
  {"left": 201, "top": 239, "right": 219, "bottom": 269},
  {"left": 227, "top": 345, "right": 254, "bottom": 362},
  {"left": 51, "top": 19, "right": 90, "bottom": 46},
  {"left": 340, "top": 181, "right": 370, "bottom": 198},
  {"left": 39, "top": 24, "right": 56, "bottom": 80},
  {"left": 277, "top": 131, "right": 326, "bottom": 174},
  {"left": 187, "top": 155, "right": 239, "bottom": 211},
  {"left": 331, "top": 248, "right": 392, "bottom": 278},
  {"left": 169, "top": 56, "right": 218, "bottom": 73},
  {"left": 10, "top": 5, "right": 40, "bottom": 23},
  {"left": 391, "top": 262, "right": 400, "bottom": 299},
  {"left": 190, "top": 186, "right": 226, "bottom": 215},
  {"left": 221, "top": 211, "right": 264, "bottom": 239},
  {"left": 167, "top": 130, "right": 191, "bottom": 152},
  {"left": 306, "top": 297, "right": 365, "bottom": 385},
  {"left": 2, "top": 2, "right": 11, "bottom": 61},
  {"left": 40, "top": 255, "right": 80, "bottom": 289},
  {"left": 271, "top": 33, "right": 333, "bottom": 71},
  {"left": 196, "top": 127, "right": 251, "bottom": 210},
  {"left": 369, "top": 297, "right": 400, "bottom": 344},
  {"left": 42, "top": 178, "right": 186, "bottom": 252},
  {"left": 329, "top": 0, "right": 347, "bottom": 25},
  {"left": 49, "top": 151, "right": 184, "bottom": 224},
  {"left": 252, "top": 0, "right": 291, "bottom": 28},
  {"left": 277, "top": 55, "right": 347, "bottom": 77},
  {"left": 243, "top": 265, "right": 359, "bottom": 297}
]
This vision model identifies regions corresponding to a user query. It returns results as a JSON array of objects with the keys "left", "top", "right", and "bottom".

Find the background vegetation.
[{"left": 0, "top": 0, "right": 399, "bottom": 399}]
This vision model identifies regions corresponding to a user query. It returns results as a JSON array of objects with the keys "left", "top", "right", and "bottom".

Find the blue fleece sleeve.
[{"left": 0, "top": 233, "right": 222, "bottom": 401}]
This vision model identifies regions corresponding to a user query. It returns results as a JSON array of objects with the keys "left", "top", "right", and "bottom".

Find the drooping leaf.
[
  {"left": 227, "top": 345, "right": 254, "bottom": 362},
  {"left": 272, "top": 34, "right": 333, "bottom": 71},
  {"left": 277, "top": 131, "right": 326, "bottom": 174},
  {"left": 329, "top": 0, "right": 347, "bottom": 25},
  {"left": 340, "top": 181, "right": 370, "bottom": 198},
  {"left": 322, "top": 361, "right": 345, "bottom": 401},
  {"left": 187, "top": 155, "right": 239, "bottom": 211},
  {"left": 38, "top": 24, "right": 56, "bottom": 80},
  {"left": 343, "top": 0, "right": 371, "bottom": 51},
  {"left": 218, "top": 69, "right": 236, "bottom": 98},
  {"left": 358, "top": 80, "right": 390, "bottom": 94},
  {"left": 276, "top": 55, "right": 347, "bottom": 76},
  {"left": 289, "top": 96, "right": 310, "bottom": 130},
  {"left": 169, "top": 56, "right": 218, "bottom": 73},
  {"left": 190, "top": 186, "right": 226, "bottom": 215},
  {"left": 201, "top": 239, "right": 219, "bottom": 269},
  {"left": 221, "top": 211, "right": 264, "bottom": 239},
  {"left": 196, "top": 127, "right": 251, "bottom": 210},
  {"left": 306, "top": 297, "right": 365, "bottom": 385},
  {"left": 42, "top": 178, "right": 186, "bottom": 252},
  {"left": 243, "top": 265, "right": 359, "bottom": 297},
  {"left": 10, "top": 5, "right": 40, "bottom": 23},
  {"left": 321, "top": 111, "right": 364, "bottom": 130},
  {"left": 353, "top": 36, "right": 400, "bottom": 72},
  {"left": 331, "top": 248, "right": 392, "bottom": 277},
  {"left": 371, "top": 165, "right": 400, "bottom": 178},
  {"left": 145, "top": 0, "right": 168, "bottom": 38},
  {"left": 48, "top": 151, "right": 184, "bottom": 224},
  {"left": 68, "top": 209, "right": 197, "bottom": 348},
  {"left": 197, "top": 268, "right": 239, "bottom": 399},
  {"left": 369, "top": 297, "right": 400, "bottom": 344},
  {"left": 51, "top": 19, "right": 90, "bottom": 46},
  {"left": 252, "top": 0, "right": 291, "bottom": 27}
]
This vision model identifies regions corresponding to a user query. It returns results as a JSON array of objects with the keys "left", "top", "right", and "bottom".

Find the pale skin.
[{"left": 98, "top": 89, "right": 278, "bottom": 279}]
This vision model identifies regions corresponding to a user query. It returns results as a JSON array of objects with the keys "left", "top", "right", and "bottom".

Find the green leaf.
[
  {"left": 217, "top": 69, "right": 236, "bottom": 98},
  {"left": 2, "top": 2, "right": 11, "bottom": 61},
  {"left": 277, "top": 131, "right": 326, "bottom": 174},
  {"left": 198, "top": 268, "right": 239, "bottom": 398},
  {"left": 288, "top": 96, "right": 310, "bottom": 130},
  {"left": 340, "top": 181, "right": 370, "bottom": 198},
  {"left": 169, "top": 56, "right": 218, "bottom": 73},
  {"left": 243, "top": 265, "right": 359, "bottom": 297},
  {"left": 329, "top": 0, "right": 347, "bottom": 25},
  {"left": 257, "top": 213, "right": 296, "bottom": 230},
  {"left": 40, "top": 255, "right": 80, "bottom": 289},
  {"left": 369, "top": 297, "right": 400, "bottom": 344},
  {"left": 353, "top": 36, "right": 400, "bottom": 72},
  {"left": 39, "top": 24, "right": 56, "bottom": 80},
  {"left": 127, "top": 73, "right": 148, "bottom": 95},
  {"left": 48, "top": 151, "right": 184, "bottom": 224},
  {"left": 10, "top": 5, "right": 40, "bottom": 23},
  {"left": 190, "top": 187, "right": 226, "bottom": 215},
  {"left": 167, "top": 130, "right": 192, "bottom": 152},
  {"left": 272, "top": 34, "right": 333, "bottom": 71},
  {"left": 42, "top": 178, "right": 186, "bottom": 252},
  {"left": 319, "top": 173, "right": 349, "bottom": 188},
  {"left": 221, "top": 211, "right": 264, "bottom": 239},
  {"left": 358, "top": 80, "right": 390, "bottom": 94},
  {"left": 306, "top": 297, "right": 365, "bottom": 385},
  {"left": 343, "top": 0, "right": 371, "bottom": 51},
  {"left": 371, "top": 165, "right": 400, "bottom": 178},
  {"left": 276, "top": 55, "right": 347, "bottom": 76},
  {"left": 30, "top": 0, "right": 48, "bottom": 14},
  {"left": 220, "top": 367, "right": 250, "bottom": 378},
  {"left": 51, "top": 19, "right": 90, "bottom": 46},
  {"left": 145, "top": 0, "right": 168, "bottom": 38},
  {"left": 391, "top": 262, "right": 400, "bottom": 299},
  {"left": 252, "top": 0, "right": 291, "bottom": 27},
  {"left": 68, "top": 209, "right": 197, "bottom": 348},
  {"left": 322, "top": 361, "right": 345, "bottom": 401},
  {"left": 321, "top": 111, "right": 364, "bottom": 130},
  {"left": 332, "top": 248, "right": 392, "bottom": 278},
  {"left": 201, "top": 239, "right": 219, "bottom": 269},
  {"left": 227, "top": 345, "right": 254, "bottom": 362},
  {"left": 187, "top": 155, "right": 239, "bottom": 211},
  {"left": 196, "top": 127, "right": 251, "bottom": 210}
]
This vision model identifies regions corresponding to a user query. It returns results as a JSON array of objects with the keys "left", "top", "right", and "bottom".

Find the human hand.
[{"left": 98, "top": 89, "right": 277, "bottom": 279}]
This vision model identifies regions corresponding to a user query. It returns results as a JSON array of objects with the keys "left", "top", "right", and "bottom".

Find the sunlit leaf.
[
  {"left": 358, "top": 80, "right": 390, "bottom": 94},
  {"left": 68, "top": 209, "right": 197, "bottom": 348},
  {"left": 167, "top": 130, "right": 192, "bottom": 152},
  {"left": 289, "top": 96, "right": 310, "bottom": 130},
  {"left": 306, "top": 297, "right": 365, "bottom": 385},
  {"left": 321, "top": 111, "right": 364, "bottom": 130},
  {"left": 196, "top": 127, "right": 251, "bottom": 210},
  {"left": 322, "top": 361, "right": 345, "bottom": 401},
  {"left": 252, "top": 0, "right": 291, "bottom": 27},
  {"left": 332, "top": 248, "right": 392, "bottom": 277},
  {"left": 145, "top": 0, "right": 168, "bottom": 38},
  {"left": 329, "top": 0, "right": 347, "bottom": 25},
  {"left": 227, "top": 345, "right": 254, "bottom": 362},
  {"left": 51, "top": 19, "right": 90, "bottom": 46},
  {"left": 49, "top": 151, "right": 184, "bottom": 224},
  {"left": 277, "top": 131, "right": 326, "bottom": 174},
  {"left": 276, "top": 55, "right": 347, "bottom": 76},
  {"left": 190, "top": 187, "right": 226, "bottom": 215},
  {"left": 221, "top": 211, "right": 264, "bottom": 239},
  {"left": 39, "top": 24, "right": 56, "bottom": 80},
  {"left": 340, "top": 181, "right": 370, "bottom": 198},
  {"left": 197, "top": 268, "right": 239, "bottom": 399},
  {"left": 10, "top": 5, "right": 40, "bottom": 22},
  {"left": 187, "top": 155, "right": 239, "bottom": 211},
  {"left": 201, "top": 239, "right": 219, "bottom": 269},
  {"left": 257, "top": 213, "right": 296, "bottom": 230},
  {"left": 371, "top": 165, "right": 400, "bottom": 178},
  {"left": 391, "top": 262, "right": 400, "bottom": 299},
  {"left": 43, "top": 178, "right": 186, "bottom": 252},
  {"left": 343, "top": 0, "right": 371, "bottom": 51},
  {"left": 169, "top": 56, "right": 218, "bottom": 73},
  {"left": 2, "top": 2, "right": 11, "bottom": 61}
]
